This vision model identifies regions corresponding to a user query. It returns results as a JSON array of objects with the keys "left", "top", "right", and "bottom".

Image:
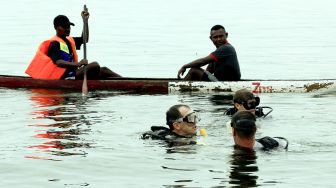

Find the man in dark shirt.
[
  {"left": 48, "top": 11, "right": 121, "bottom": 80},
  {"left": 177, "top": 25, "right": 240, "bottom": 81}
]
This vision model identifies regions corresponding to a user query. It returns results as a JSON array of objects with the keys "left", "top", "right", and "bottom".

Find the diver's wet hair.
[
  {"left": 233, "top": 89, "right": 255, "bottom": 104},
  {"left": 166, "top": 104, "right": 190, "bottom": 129},
  {"left": 231, "top": 111, "right": 256, "bottom": 138}
]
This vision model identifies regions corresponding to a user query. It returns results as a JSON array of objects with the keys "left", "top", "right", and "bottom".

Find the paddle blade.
[{"left": 82, "top": 73, "right": 88, "bottom": 96}]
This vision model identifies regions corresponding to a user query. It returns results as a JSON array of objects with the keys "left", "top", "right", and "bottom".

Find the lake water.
[{"left": 0, "top": 0, "right": 336, "bottom": 187}]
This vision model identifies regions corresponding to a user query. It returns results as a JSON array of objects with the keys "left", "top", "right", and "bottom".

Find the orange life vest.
[{"left": 25, "top": 36, "right": 78, "bottom": 79}]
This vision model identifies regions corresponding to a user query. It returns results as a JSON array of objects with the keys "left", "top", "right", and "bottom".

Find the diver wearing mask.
[
  {"left": 225, "top": 89, "right": 273, "bottom": 118},
  {"left": 142, "top": 104, "right": 199, "bottom": 145},
  {"left": 231, "top": 111, "right": 288, "bottom": 151}
]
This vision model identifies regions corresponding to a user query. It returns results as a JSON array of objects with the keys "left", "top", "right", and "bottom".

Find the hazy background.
[
  {"left": 0, "top": 0, "right": 335, "bottom": 79},
  {"left": 1, "top": 1, "right": 336, "bottom": 187}
]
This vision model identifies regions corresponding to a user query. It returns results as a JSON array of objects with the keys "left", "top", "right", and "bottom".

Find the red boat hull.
[{"left": 0, "top": 75, "right": 169, "bottom": 94}]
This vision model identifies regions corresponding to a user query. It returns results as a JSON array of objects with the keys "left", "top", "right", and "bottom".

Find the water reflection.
[
  {"left": 313, "top": 88, "right": 336, "bottom": 98},
  {"left": 209, "top": 94, "right": 233, "bottom": 106},
  {"left": 26, "top": 89, "right": 94, "bottom": 160},
  {"left": 208, "top": 94, "right": 234, "bottom": 114},
  {"left": 165, "top": 145, "right": 198, "bottom": 154},
  {"left": 228, "top": 147, "right": 259, "bottom": 187},
  {"left": 179, "top": 94, "right": 233, "bottom": 113}
]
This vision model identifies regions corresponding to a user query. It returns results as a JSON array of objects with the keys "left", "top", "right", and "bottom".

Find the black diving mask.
[
  {"left": 241, "top": 97, "right": 260, "bottom": 110},
  {"left": 177, "top": 112, "right": 198, "bottom": 124}
]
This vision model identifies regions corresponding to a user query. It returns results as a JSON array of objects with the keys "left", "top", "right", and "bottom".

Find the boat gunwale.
[
  {"left": 0, "top": 74, "right": 335, "bottom": 82},
  {"left": 0, "top": 74, "right": 335, "bottom": 94}
]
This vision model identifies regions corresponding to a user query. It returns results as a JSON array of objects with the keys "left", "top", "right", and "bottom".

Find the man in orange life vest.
[{"left": 26, "top": 10, "right": 121, "bottom": 80}]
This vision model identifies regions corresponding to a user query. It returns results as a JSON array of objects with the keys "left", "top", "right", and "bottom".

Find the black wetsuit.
[
  {"left": 255, "top": 136, "right": 289, "bottom": 151},
  {"left": 234, "top": 137, "right": 288, "bottom": 151},
  {"left": 224, "top": 107, "right": 266, "bottom": 117},
  {"left": 142, "top": 126, "right": 197, "bottom": 146}
]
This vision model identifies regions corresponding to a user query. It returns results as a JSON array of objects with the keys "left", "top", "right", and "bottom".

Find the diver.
[
  {"left": 230, "top": 110, "right": 288, "bottom": 151},
  {"left": 225, "top": 89, "right": 273, "bottom": 118},
  {"left": 142, "top": 104, "right": 199, "bottom": 146}
]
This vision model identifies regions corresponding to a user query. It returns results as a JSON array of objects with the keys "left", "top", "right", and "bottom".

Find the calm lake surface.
[{"left": 1, "top": 0, "right": 336, "bottom": 187}]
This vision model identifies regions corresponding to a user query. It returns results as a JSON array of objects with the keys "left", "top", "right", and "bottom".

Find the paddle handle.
[{"left": 83, "top": 5, "right": 88, "bottom": 60}]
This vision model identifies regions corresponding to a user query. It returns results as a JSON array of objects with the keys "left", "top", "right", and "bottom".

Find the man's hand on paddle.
[
  {"left": 81, "top": 8, "right": 90, "bottom": 21},
  {"left": 78, "top": 59, "right": 88, "bottom": 67},
  {"left": 177, "top": 66, "right": 186, "bottom": 79}
]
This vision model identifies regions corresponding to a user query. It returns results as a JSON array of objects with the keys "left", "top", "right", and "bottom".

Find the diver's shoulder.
[
  {"left": 141, "top": 126, "right": 171, "bottom": 140},
  {"left": 255, "top": 136, "right": 289, "bottom": 151}
]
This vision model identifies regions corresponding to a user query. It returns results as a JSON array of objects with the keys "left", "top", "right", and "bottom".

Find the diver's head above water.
[
  {"left": 166, "top": 104, "right": 198, "bottom": 137},
  {"left": 233, "top": 89, "right": 260, "bottom": 115}
]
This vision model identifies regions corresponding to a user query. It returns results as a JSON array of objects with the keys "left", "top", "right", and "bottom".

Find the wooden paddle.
[{"left": 82, "top": 5, "right": 88, "bottom": 96}]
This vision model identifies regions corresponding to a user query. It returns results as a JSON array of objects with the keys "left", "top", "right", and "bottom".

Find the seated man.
[
  {"left": 177, "top": 25, "right": 240, "bottom": 81},
  {"left": 225, "top": 89, "right": 272, "bottom": 118},
  {"left": 231, "top": 111, "right": 288, "bottom": 151},
  {"left": 26, "top": 10, "right": 121, "bottom": 80},
  {"left": 142, "top": 104, "right": 198, "bottom": 145}
]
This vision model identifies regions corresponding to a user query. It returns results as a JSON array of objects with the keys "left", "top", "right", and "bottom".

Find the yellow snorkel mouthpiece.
[
  {"left": 196, "top": 128, "right": 208, "bottom": 145},
  {"left": 200, "top": 128, "right": 208, "bottom": 137}
]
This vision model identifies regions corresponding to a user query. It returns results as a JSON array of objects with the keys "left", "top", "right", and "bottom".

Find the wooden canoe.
[{"left": 0, "top": 75, "right": 335, "bottom": 94}]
